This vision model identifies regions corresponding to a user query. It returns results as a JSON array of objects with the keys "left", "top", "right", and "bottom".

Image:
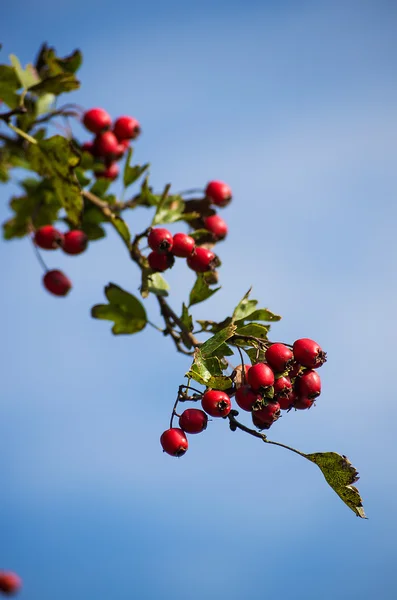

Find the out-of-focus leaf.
[
  {"left": 152, "top": 194, "right": 187, "bottom": 225},
  {"left": 28, "top": 73, "right": 80, "bottom": 95},
  {"left": 110, "top": 215, "right": 130, "bottom": 247},
  {"left": 91, "top": 283, "right": 147, "bottom": 335},
  {"left": 10, "top": 54, "right": 40, "bottom": 89},
  {"left": 0, "top": 65, "right": 20, "bottom": 108},
  {"left": 123, "top": 148, "right": 149, "bottom": 188}
]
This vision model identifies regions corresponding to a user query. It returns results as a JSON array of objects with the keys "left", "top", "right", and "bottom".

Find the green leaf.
[
  {"left": 110, "top": 215, "right": 130, "bottom": 247},
  {"left": 147, "top": 272, "right": 169, "bottom": 297},
  {"left": 0, "top": 65, "right": 20, "bottom": 108},
  {"left": 243, "top": 308, "right": 282, "bottom": 322},
  {"left": 200, "top": 323, "right": 237, "bottom": 358},
  {"left": 152, "top": 194, "right": 187, "bottom": 225},
  {"left": 10, "top": 54, "right": 40, "bottom": 89},
  {"left": 35, "top": 45, "right": 82, "bottom": 76},
  {"left": 244, "top": 347, "right": 267, "bottom": 364},
  {"left": 211, "top": 342, "right": 234, "bottom": 359},
  {"left": 195, "top": 317, "right": 232, "bottom": 334},
  {"left": 189, "top": 273, "right": 221, "bottom": 307},
  {"left": 123, "top": 148, "right": 149, "bottom": 188},
  {"left": 28, "top": 73, "right": 80, "bottom": 95},
  {"left": 235, "top": 322, "right": 270, "bottom": 340},
  {"left": 56, "top": 49, "right": 83, "bottom": 74},
  {"left": 90, "top": 177, "right": 112, "bottom": 197},
  {"left": 28, "top": 135, "right": 83, "bottom": 225},
  {"left": 232, "top": 289, "right": 258, "bottom": 321},
  {"left": 91, "top": 283, "right": 147, "bottom": 335},
  {"left": 186, "top": 349, "right": 233, "bottom": 390},
  {"left": 305, "top": 452, "right": 366, "bottom": 518},
  {"left": 136, "top": 177, "right": 159, "bottom": 206},
  {"left": 181, "top": 303, "right": 194, "bottom": 334}
]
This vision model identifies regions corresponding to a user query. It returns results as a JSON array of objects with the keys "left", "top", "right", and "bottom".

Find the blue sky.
[{"left": 1, "top": 1, "right": 397, "bottom": 598}]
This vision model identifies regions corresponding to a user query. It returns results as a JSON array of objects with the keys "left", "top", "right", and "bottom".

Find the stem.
[
  {"left": 7, "top": 123, "right": 37, "bottom": 145},
  {"left": 157, "top": 295, "right": 200, "bottom": 349},
  {"left": 30, "top": 236, "right": 48, "bottom": 273},
  {"left": 0, "top": 106, "right": 28, "bottom": 122}
]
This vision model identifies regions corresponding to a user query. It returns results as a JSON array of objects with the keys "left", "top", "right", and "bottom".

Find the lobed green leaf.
[
  {"left": 189, "top": 273, "right": 221, "bottom": 307},
  {"left": 91, "top": 283, "right": 147, "bottom": 335}
]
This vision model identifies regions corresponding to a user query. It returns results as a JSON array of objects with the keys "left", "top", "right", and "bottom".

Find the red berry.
[
  {"left": 62, "top": 230, "right": 88, "bottom": 255},
  {"left": 203, "top": 214, "right": 228, "bottom": 240},
  {"left": 247, "top": 363, "right": 275, "bottom": 391},
  {"left": 119, "top": 139, "right": 131, "bottom": 151},
  {"left": 148, "top": 228, "right": 173, "bottom": 253},
  {"left": 295, "top": 369, "right": 321, "bottom": 399},
  {"left": 293, "top": 396, "right": 314, "bottom": 410},
  {"left": 205, "top": 180, "right": 232, "bottom": 207},
  {"left": 160, "top": 428, "right": 188, "bottom": 457},
  {"left": 83, "top": 108, "right": 111, "bottom": 134},
  {"left": 252, "top": 402, "right": 280, "bottom": 430},
  {"left": 265, "top": 343, "right": 293, "bottom": 373},
  {"left": 179, "top": 409, "right": 208, "bottom": 434},
  {"left": 235, "top": 385, "right": 262, "bottom": 412},
  {"left": 34, "top": 225, "right": 64, "bottom": 250},
  {"left": 113, "top": 116, "right": 141, "bottom": 141},
  {"left": 95, "top": 162, "right": 119, "bottom": 180},
  {"left": 93, "top": 131, "right": 120, "bottom": 158},
  {"left": 0, "top": 571, "right": 22, "bottom": 595},
  {"left": 232, "top": 363, "right": 251, "bottom": 388},
  {"left": 43, "top": 270, "right": 72, "bottom": 297},
  {"left": 148, "top": 251, "right": 174, "bottom": 272},
  {"left": 187, "top": 247, "right": 217, "bottom": 273},
  {"left": 274, "top": 376, "right": 292, "bottom": 398},
  {"left": 171, "top": 233, "right": 196, "bottom": 257},
  {"left": 201, "top": 390, "right": 231, "bottom": 417},
  {"left": 293, "top": 338, "right": 327, "bottom": 368},
  {"left": 278, "top": 390, "right": 297, "bottom": 410}
]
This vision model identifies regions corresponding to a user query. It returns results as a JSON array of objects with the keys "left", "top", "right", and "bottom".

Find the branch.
[
  {"left": 0, "top": 106, "right": 27, "bottom": 122},
  {"left": 157, "top": 295, "right": 200, "bottom": 350}
]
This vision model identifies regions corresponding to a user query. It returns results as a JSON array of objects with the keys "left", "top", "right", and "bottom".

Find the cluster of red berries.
[
  {"left": 34, "top": 224, "right": 88, "bottom": 296},
  {"left": 146, "top": 180, "right": 232, "bottom": 273},
  {"left": 160, "top": 338, "right": 326, "bottom": 456},
  {"left": 81, "top": 108, "right": 141, "bottom": 180},
  {"left": 0, "top": 571, "right": 21, "bottom": 596}
]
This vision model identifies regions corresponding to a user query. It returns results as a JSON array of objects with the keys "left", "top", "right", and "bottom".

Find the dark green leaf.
[
  {"left": 90, "top": 177, "right": 112, "bottom": 197},
  {"left": 28, "top": 73, "right": 80, "bottom": 95},
  {"left": 0, "top": 65, "right": 20, "bottom": 108},
  {"left": 28, "top": 135, "right": 83, "bottom": 225},
  {"left": 91, "top": 283, "right": 147, "bottom": 335},
  {"left": 195, "top": 317, "right": 232, "bottom": 334},
  {"left": 200, "top": 323, "right": 237, "bottom": 358},
  {"left": 10, "top": 54, "right": 40, "bottom": 89},
  {"left": 232, "top": 289, "right": 258, "bottom": 321},
  {"left": 235, "top": 322, "right": 270, "bottom": 340},
  {"left": 211, "top": 342, "right": 234, "bottom": 359},
  {"left": 189, "top": 273, "right": 221, "bottom": 307},
  {"left": 244, "top": 347, "right": 267, "bottom": 365},
  {"left": 123, "top": 148, "right": 149, "bottom": 188},
  {"left": 56, "top": 49, "right": 82, "bottom": 74},
  {"left": 305, "top": 452, "right": 366, "bottom": 518},
  {"left": 186, "top": 349, "right": 233, "bottom": 390},
  {"left": 110, "top": 215, "right": 130, "bottom": 247},
  {"left": 75, "top": 168, "right": 91, "bottom": 187},
  {"left": 136, "top": 177, "right": 160, "bottom": 206},
  {"left": 181, "top": 303, "right": 194, "bottom": 334},
  {"left": 243, "top": 308, "right": 282, "bottom": 322}
]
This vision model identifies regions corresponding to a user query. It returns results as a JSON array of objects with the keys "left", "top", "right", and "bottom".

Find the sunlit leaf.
[
  {"left": 189, "top": 273, "right": 221, "bottom": 307},
  {"left": 91, "top": 283, "right": 147, "bottom": 335}
]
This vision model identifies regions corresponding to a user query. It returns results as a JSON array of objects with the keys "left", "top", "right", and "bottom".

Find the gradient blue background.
[{"left": 1, "top": 1, "right": 397, "bottom": 598}]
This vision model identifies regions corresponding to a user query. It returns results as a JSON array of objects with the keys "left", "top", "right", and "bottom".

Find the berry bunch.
[
  {"left": 0, "top": 571, "right": 21, "bottom": 596},
  {"left": 160, "top": 338, "right": 326, "bottom": 456},
  {"left": 33, "top": 225, "right": 88, "bottom": 296},
  {"left": 81, "top": 108, "right": 141, "bottom": 180}
]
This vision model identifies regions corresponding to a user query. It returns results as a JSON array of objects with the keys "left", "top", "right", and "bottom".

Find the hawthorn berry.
[
  {"left": 252, "top": 402, "right": 281, "bottom": 430},
  {"left": 148, "top": 251, "right": 174, "bottom": 272},
  {"left": 43, "top": 270, "right": 72, "bottom": 297},
  {"left": 95, "top": 162, "right": 119, "bottom": 180},
  {"left": 201, "top": 389, "right": 231, "bottom": 417},
  {"left": 232, "top": 363, "right": 251, "bottom": 388},
  {"left": 187, "top": 247, "right": 217, "bottom": 273},
  {"left": 205, "top": 180, "right": 232, "bottom": 207},
  {"left": 179, "top": 408, "right": 208, "bottom": 434},
  {"left": 235, "top": 385, "right": 262, "bottom": 412},
  {"left": 295, "top": 369, "right": 321, "bottom": 399},
  {"left": 62, "top": 230, "right": 88, "bottom": 255},
  {"left": 273, "top": 375, "right": 292, "bottom": 398},
  {"left": 171, "top": 233, "right": 195, "bottom": 258},
  {"left": 293, "top": 396, "right": 314, "bottom": 410},
  {"left": 293, "top": 338, "right": 327, "bottom": 369},
  {"left": 203, "top": 214, "right": 228, "bottom": 240},
  {"left": 0, "top": 571, "right": 22, "bottom": 595},
  {"left": 113, "top": 116, "right": 141, "bottom": 141},
  {"left": 247, "top": 363, "right": 275, "bottom": 391},
  {"left": 34, "top": 225, "right": 64, "bottom": 250},
  {"left": 93, "top": 131, "right": 120, "bottom": 158},
  {"left": 265, "top": 343, "right": 293, "bottom": 373},
  {"left": 278, "top": 390, "right": 297, "bottom": 410},
  {"left": 148, "top": 228, "right": 173, "bottom": 253},
  {"left": 160, "top": 428, "right": 188, "bottom": 457},
  {"left": 83, "top": 108, "right": 112, "bottom": 134}
]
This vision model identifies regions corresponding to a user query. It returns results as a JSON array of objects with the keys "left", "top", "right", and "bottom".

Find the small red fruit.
[
  {"left": 201, "top": 390, "right": 231, "bottom": 417},
  {"left": 148, "top": 228, "right": 173, "bottom": 253},
  {"left": 34, "top": 225, "right": 64, "bottom": 250},
  {"left": 93, "top": 131, "right": 120, "bottom": 158},
  {"left": 203, "top": 214, "right": 228, "bottom": 240},
  {"left": 293, "top": 338, "right": 327, "bottom": 368},
  {"left": 187, "top": 247, "right": 217, "bottom": 273},
  {"left": 113, "top": 116, "right": 141, "bottom": 141},
  {"left": 171, "top": 233, "right": 196, "bottom": 258},
  {"left": 232, "top": 363, "right": 251, "bottom": 388},
  {"left": 205, "top": 180, "right": 232, "bottom": 207},
  {"left": 247, "top": 363, "right": 275, "bottom": 391},
  {"left": 252, "top": 402, "right": 280, "bottom": 430},
  {"left": 295, "top": 369, "right": 321, "bottom": 399},
  {"left": 95, "top": 162, "right": 119, "bottom": 180},
  {"left": 294, "top": 396, "right": 314, "bottom": 410},
  {"left": 278, "top": 390, "right": 297, "bottom": 410},
  {"left": 160, "top": 428, "right": 188, "bottom": 457},
  {"left": 179, "top": 409, "right": 208, "bottom": 434},
  {"left": 148, "top": 251, "right": 174, "bottom": 272},
  {"left": 274, "top": 376, "right": 292, "bottom": 398},
  {"left": 265, "top": 343, "right": 293, "bottom": 373},
  {"left": 83, "top": 108, "right": 112, "bottom": 134},
  {"left": 235, "top": 385, "right": 262, "bottom": 412},
  {"left": 0, "top": 571, "right": 22, "bottom": 595},
  {"left": 43, "top": 270, "right": 72, "bottom": 296},
  {"left": 62, "top": 230, "right": 88, "bottom": 255}
]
